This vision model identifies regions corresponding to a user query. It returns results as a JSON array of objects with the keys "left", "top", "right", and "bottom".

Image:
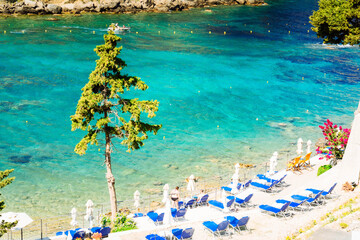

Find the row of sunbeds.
[
  {"left": 145, "top": 215, "right": 250, "bottom": 240},
  {"left": 259, "top": 183, "right": 337, "bottom": 217}
]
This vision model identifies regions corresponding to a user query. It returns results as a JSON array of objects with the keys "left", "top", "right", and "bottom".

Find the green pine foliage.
[
  {"left": 310, "top": 0, "right": 360, "bottom": 45},
  {"left": 71, "top": 32, "right": 161, "bottom": 155},
  {"left": 0, "top": 169, "right": 16, "bottom": 237},
  {"left": 71, "top": 31, "right": 161, "bottom": 219}
]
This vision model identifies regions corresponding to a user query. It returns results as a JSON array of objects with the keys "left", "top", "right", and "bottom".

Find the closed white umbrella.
[
  {"left": 134, "top": 190, "right": 140, "bottom": 209},
  {"left": 84, "top": 200, "right": 94, "bottom": 229},
  {"left": 235, "top": 163, "right": 240, "bottom": 175},
  {"left": 162, "top": 184, "right": 169, "bottom": 203},
  {"left": 268, "top": 151, "right": 278, "bottom": 176},
  {"left": 221, "top": 189, "right": 229, "bottom": 213},
  {"left": 70, "top": 208, "right": 77, "bottom": 228},
  {"left": 163, "top": 198, "right": 174, "bottom": 226},
  {"left": 0, "top": 212, "right": 33, "bottom": 240},
  {"left": 307, "top": 140, "right": 312, "bottom": 154},
  {"left": 297, "top": 138, "right": 303, "bottom": 155},
  {"left": 187, "top": 174, "right": 195, "bottom": 194},
  {"left": 230, "top": 173, "right": 239, "bottom": 194}
]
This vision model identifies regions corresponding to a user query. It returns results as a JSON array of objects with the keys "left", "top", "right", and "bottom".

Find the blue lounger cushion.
[
  {"left": 100, "top": 227, "right": 111, "bottom": 237},
  {"left": 203, "top": 221, "right": 218, "bottom": 232},
  {"left": 251, "top": 180, "right": 278, "bottom": 191},
  {"left": 292, "top": 191, "right": 323, "bottom": 204},
  {"left": 221, "top": 186, "right": 232, "bottom": 192},
  {"left": 208, "top": 200, "right": 224, "bottom": 209},
  {"left": 276, "top": 199, "right": 306, "bottom": 208},
  {"left": 134, "top": 213, "right": 144, "bottom": 218},
  {"left": 171, "top": 228, "right": 194, "bottom": 240},
  {"left": 197, "top": 194, "right": 209, "bottom": 206},
  {"left": 306, "top": 183, "right": 337, "bottom": 196},
  {"left": 259, "top": 201, "right": 290, "bottom": 215},
  {"left": 259, "top": 205, "right": 282, "bottom": 214},
  {"left": 146, "top": 234, "right": 166, "bottom": 240},
  {"left": 225, "top": 216, "right": 249, "bottom": 229}
]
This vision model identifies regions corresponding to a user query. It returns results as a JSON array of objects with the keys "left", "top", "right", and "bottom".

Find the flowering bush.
[{"left": 316, "top": 119, "right": 351, "bottom": 160}]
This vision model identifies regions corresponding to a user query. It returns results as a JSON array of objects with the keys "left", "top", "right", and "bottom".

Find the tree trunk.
[{"left": 105, "top": 130, "right": 118, "bottom": 220}]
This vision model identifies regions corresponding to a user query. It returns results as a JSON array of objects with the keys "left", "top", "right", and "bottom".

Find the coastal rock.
[
  {"left": 45, "top": 4, "right": 62, "bottom": 14},
  {"left": 0, "top": 0, "right": 266, "bottom": 15},
  {"left": 24, "top": 0, "right": 37, "bottom": 8},
  {"left": 73, "top": 1, "right": 95, "bottom": 12},
  {"left": 62, "top": 3, "right": 75, "bottom": 12},
  {"left": 236, "top": 0, "right": 246, "bottom": 4},
  {"left": 99, "top": 0, "right": 120, "bottom": 11},
  {"left": 131, "top": 0, "right": 155, "bottom": 9}
]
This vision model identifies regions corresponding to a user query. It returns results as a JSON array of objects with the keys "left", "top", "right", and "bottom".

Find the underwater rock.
[
  {"left": 153, "top": 181, "right": 164, "bottom": 186},
  {"left": 9, "top": 155, "right": 32, "bottom": 164},
  {"left": 237, "top": 163, "right": 255, "bottom": 168},
  {"left": 163, "top": 163, "right": 172, "bottom": 168}
]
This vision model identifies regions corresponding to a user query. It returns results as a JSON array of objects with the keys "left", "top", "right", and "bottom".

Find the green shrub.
[
  {"left": 101, "top": 213, "right": 137, "bottom": 232},
  {"left": 317, "top": 164, "right": 332, "bottom": 176},
  {"left": 339, "top": 222, "right": 348, "bottom": 229}
]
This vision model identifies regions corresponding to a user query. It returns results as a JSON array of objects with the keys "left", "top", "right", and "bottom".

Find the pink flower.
[
  {"left": 319, "top": 125, "right": 324, "bottom": 129},
  {"left": 334, "top": 125, "right": 337, "bottom": 128},
  {"left": 339, "top": 126, "right": 343, "bottom": 130},
  {"left": 319, "top": 157, "right": 323, "bottom": 160}
]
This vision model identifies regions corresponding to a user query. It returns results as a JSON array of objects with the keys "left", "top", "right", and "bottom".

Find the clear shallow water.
[{"left": 0, "top": 0, "right": 359, "bottom": 217}]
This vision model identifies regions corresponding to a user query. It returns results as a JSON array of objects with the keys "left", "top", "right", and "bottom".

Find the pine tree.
[
  {"left": 71, "top": 31, "right": 161, "bottom": 220},
  {"left": 0, "top": 169, "right": 16, "bottom": 237},
  {"left": 310, "top": 0, "right": 360, "bottom": 45}
]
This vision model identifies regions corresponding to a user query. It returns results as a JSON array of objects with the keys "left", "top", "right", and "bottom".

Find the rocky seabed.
[{"left": 0, "top": 0, "right": 265, "bottom": 15}]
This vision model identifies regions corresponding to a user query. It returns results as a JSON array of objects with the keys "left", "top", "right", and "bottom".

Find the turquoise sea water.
[{"left": 1, "top": 0, "right": 359, "bottom": 217}]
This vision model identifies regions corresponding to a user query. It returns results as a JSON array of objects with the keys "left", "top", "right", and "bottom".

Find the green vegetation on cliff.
[{"left": 310, "top": 0, "right": 360, "bottom": 45}]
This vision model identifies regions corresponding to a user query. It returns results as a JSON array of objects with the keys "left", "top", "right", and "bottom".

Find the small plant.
[
  {"left": 101, "top": 213, "right": 137, "bottom": 232},
  {"left": 298, "top": 228, "right": 303, "bottom": 233},
  {"left": 329, "top": 215, "right": 337, "bottom": 223},
  {"left": 317, "top": 164, "right": 332, "bottom": 176},
  {"left": 339, "top": 222, "right": 348, "bottom": 229},
  {"left": 312, "top": 220, "right": 317, "bottom": 225}
]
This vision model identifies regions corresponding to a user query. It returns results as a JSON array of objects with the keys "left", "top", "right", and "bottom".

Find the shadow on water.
[{"left": 9, "top": 155, "right": 32, "bottom": 164}]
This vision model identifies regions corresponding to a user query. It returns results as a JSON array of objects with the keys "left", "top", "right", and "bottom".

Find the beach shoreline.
[{"left": 0, "top": 0, "right": 266, "bottom": 16}]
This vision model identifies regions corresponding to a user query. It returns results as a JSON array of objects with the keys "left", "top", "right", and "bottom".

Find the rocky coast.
[{"left": 0, "top": 0, "right": 265, "bottom": 15}]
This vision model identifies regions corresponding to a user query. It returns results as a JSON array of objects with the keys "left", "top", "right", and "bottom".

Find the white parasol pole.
[
  {"left": 162, "top": 184, "right": 169, "bottom": 203},
  {"left": 134, "top": 190, "right": 140, "bottom": 210},
  {"left": 297, "top": 138, "right": 303, "bottom": 155},
  {"left": 70, "top": 208, "right": 77, "bottom": 229},
  {"left": 84, "top": 200, "right": 94, "bottom": 229},
  {"left": 307, "top": 140, "right": 312, "bottom": 154}
]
